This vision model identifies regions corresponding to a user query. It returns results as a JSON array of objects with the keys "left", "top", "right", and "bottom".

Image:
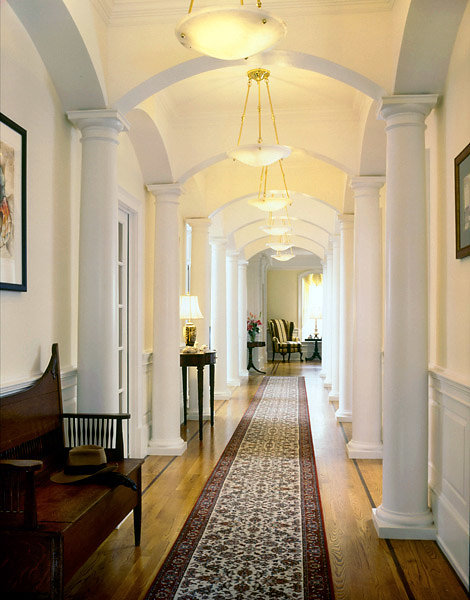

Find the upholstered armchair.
[{"left": 268, "top": 319, "right": 303, "bottom": 362}]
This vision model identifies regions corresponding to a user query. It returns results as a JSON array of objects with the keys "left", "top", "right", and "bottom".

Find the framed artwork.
[
  {"left": 455, "top": 141, "right": 470, "bottom": 259},
  {"left": 0, "top": 113, "right": 27, "bottom": 291}
]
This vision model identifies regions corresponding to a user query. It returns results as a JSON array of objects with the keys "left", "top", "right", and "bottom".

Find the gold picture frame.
[{"left": 455, "top": 141, "right": 470, "bottom": 259}]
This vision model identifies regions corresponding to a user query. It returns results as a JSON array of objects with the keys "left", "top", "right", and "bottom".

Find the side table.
[
  {"left": 247, "top": 341, "right": 266, "bottom": 374},
  {"left": 180, "top": 350, "right": 216, "bottom": 441},
  {"left": 305, "top": 336, "right": 322, "bottom": 362}
]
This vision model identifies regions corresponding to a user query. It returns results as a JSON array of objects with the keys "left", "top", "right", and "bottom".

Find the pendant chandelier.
[
  {"left": 176, "top": 1, "right": 286, "bottom": 61},
  {"left": 247, "top": 165, "right": 291, "bottom": 212},
  {"left": 266, "top": 233, "right": 293, "bottom": 251},
  {"left": 260, "top": 209, "right": 293, "bottom": 236},
  {"left": 228, "top": 68, "right": 291, "bottom": 167},
  {"left": 272, "top": 246, "right": 295, "bottom": 261}
]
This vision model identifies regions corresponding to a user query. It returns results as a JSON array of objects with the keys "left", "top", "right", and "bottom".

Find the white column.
[
  {"left": 336, "top": 215, "right": 354, "bottom": 422},
  {"left": 238, "top": 259, "right": 249, "bottom": 377},
  {"left": 147, "top": 184, "right": 187, "bottom": 456},
  {"left": 347, "top": 177, "right": 385, "bottom": 458},
  {"left": 211, "top": 237, "right": 230, "bottom": 398},
  {"left": 187, "top": 218, "right": 212, "bottom": 418},
  {"left": 324, "top": 246, "right": 334, "bottom": 390},
  {"left": 372, "top": 95, "right": 438, "bottom": 539},
  {"left": 319, "top": 258, "right": 328, "bottom": 379},
  {"left": 67, "top": 110, "right": 128, "bottom": 413},
  {"left": 328, "top": 234, "right": 340, "bottom": 402},
  {"left": 226, "top": 251, "right": 240, "bottom": 387}
]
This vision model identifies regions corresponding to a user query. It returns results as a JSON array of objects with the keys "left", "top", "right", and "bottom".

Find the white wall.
[{"left": 0, "top": 3, "right": 79, "bottom": 384}]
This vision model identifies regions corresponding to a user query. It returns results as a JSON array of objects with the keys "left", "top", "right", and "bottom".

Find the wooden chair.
[{"left": 268, "top": 319, "right": 303, "bottom": 362}]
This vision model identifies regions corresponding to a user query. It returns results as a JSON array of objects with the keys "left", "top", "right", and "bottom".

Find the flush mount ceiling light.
[
  {"left": 248, "top": 167, "right": 291, "bottom": 212},
  {"left": 228, "top": 68, "right": 291, "bottom": 166},
  {"left": 176, "top": 2, "right": 286, "bottom": 61}
]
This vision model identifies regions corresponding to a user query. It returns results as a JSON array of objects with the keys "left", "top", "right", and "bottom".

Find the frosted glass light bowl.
[
  {"left": 249, "top": 193, "right": 289, "bottom": 212},
  {"left": 266, "top": 241, "right": 293, "bottom": 251},
  {"left": 272, "top": 252, "right": 295, "bottom": 261},
  {"left": 228, "top": 143, "right": 291, "bottom": 166},
  {"left": 175, "top": 6, "right": 287, "bottom": 60}
]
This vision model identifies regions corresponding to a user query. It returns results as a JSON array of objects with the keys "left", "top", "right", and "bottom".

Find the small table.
[
  {"left": 180, "top": 350, "right": 216, "bottom": 441},
  {"left": 247, "top": 341, "right": 266, "bottom": 374},
  {"left": 305, "top": 336, "right": 322, "bottom": 362}
]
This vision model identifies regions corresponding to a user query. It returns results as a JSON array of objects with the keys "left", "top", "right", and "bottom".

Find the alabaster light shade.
[
  {"left": 180, "top": 294, "right": 203, "bottom": 346},
  {"left": 249, "top": 192, "right": 289, "bottom": 212},
  {"left": 272, "top": 251, "right": 295, "bottom": 262},
  {"left": 175, "top": 6, "right": 286, "bottom": 61},
  {"left": 266, "top": 241, "right": 293, "bottom": 251},
  {"left": 228, "top": 143, "right": 291, "bottom": 167},
  {"left": 260, "top": 224, "right": 290, "bottom": 235}
]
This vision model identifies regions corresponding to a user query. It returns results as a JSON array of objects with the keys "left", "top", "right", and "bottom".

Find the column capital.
[
  {"left": 227, "top": 250, "right": 240, "bottom": 260},
  {"left": 238, "top": 258, "right": 249, "bottom": 267},
  {"left": 338, "top": 214, "right": 354, "bottom": 229},
  {"left": 186, "top": 217, "right": 211, "bottom": 231},
  {"left": 378, "top": 95, "right": 439, "bottom": 125},
  {"left": 210, "top": 236, "right": 227, "bottom": 247},
  {"left": 350, "top": 176, "right": 385, "bottom": 192},
  {"left": 67, "top": 109, "right": 130, "bottom": 134},
  {"left": 147, "top": 183, "right": 184, "bottom": 204}
]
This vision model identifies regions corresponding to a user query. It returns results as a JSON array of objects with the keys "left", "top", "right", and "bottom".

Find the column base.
[
  {"left": 214, "top": 388, "right": 232, "bottom": 400},
  {"left": 372, "top": 506, "right": 436, "bottom": 540},
  {"left": 227, "top": 378, "right": 240, "bottom": 388},
  {"left": 147, "top": 438, "right": 187, "bottom": 456},
  {"left": 328, "top": 390, "right": 338, "bottom": 403},
  {"left": 319, "top": 371, "right": 326, "bottom": 379},
  {"left": 347, "top": 440, "right": 383, "bottom": 459},
  {"left": 239, "top": 369, "right": 249, "bottom": 378},
  {"left": 335, "top": 409, "right": 352, "bottom": 422},
  {"left": 187, "top": 411, "right": 211, "bottom": 421}
]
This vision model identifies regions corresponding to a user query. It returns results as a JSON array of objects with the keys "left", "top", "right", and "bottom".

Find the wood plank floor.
[{"left": 65, "top": 362, "right": 468, "bottom": 600}]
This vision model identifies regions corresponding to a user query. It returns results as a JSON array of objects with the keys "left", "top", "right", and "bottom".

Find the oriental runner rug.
[{"left": 145, "top": 376, "right": 334, "bottom": 600}]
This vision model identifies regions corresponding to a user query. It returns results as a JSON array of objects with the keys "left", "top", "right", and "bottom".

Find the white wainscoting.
[{"left": 429, "top": 368, "right": 470, "bottom": 589}]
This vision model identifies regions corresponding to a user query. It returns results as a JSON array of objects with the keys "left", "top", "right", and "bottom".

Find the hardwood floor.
[{"left": 65, "top": 362, "right": 467, "bottom": 600}]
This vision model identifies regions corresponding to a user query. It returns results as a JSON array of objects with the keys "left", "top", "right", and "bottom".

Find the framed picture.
[
  {"left": 455, "top": 141, "right": 470, "bottom": 259},
  {"left": 0, "top": 113, "right": 27, "bottom": 291}
]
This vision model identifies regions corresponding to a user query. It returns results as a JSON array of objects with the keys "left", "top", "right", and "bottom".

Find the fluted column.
[
  {"left": 319, "top": 258, "right": 329, "bottom": 379},
  {"left": 226, "top": 251, "right": 240, "bottom": 387},
  {"left": 347, "top": 177, "right": 385, "bottom": 458},
  {"left": 187, "top": 218, "right": 212, "bottom": 417},
  {"left": 328, "top": 234, "right": 340, "bottom": 402},
  {"left": 336, "top": 215, "right": 354, "bottom": 422},
  {"left": 372, "top": 95, "right": 438, "bottom": 539},
  {"left": 147, "top": 184, "right": 186, "bottom": 456},
  {"left": 67, "top": 110, "right": 129, "bottom": 413},
  {"left": 324, "top": 245, "right": 334, "bottom": 390},
  {"left": 211, "top": 237, "right": 230, "bottom": 398},
  {"left": 238, "top": 259, "right": 249, "bottom": 377}
]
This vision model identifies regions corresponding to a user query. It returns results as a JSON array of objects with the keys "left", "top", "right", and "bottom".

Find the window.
[{"left": 301, "top": 273, "right": 323, "bottom": 340}]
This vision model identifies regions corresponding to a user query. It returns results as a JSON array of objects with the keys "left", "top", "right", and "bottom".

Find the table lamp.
[
  {"left": 310, "top": 308, "right": 322, "bottom": 338},
  {"left": 180, "top": 294, "right": 203, "bottom": 346}
]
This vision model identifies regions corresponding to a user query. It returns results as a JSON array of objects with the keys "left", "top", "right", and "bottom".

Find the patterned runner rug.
[{"left": 145, "top": 376, "right": 334, "bottom": 600}]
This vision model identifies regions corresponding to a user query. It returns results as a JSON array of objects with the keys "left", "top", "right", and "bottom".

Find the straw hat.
[{"left": 51, "top": 445, "right": 116, "bottom": 483}]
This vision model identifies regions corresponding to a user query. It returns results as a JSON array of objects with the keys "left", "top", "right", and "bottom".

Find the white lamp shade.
[
  {"left": 260, "top": 225, "right": 290, "bottom": 235},
  {"left": 179, "top": 295, "right": 203, "bottom": 320},
  {"left": 175, "top": 6, "right": 287, "bottom": 61},
  {"left": 228, "top": 143, "right": 291, "bottom": 167},
  {"left": 266, "top": 241, "right": 293, "bottom": 251},
  {"left": 248, "top": 192, "right": 289, "bottom": 212},
  {"left": 272, "top": 252, "right": 295, "bottom": 262}
]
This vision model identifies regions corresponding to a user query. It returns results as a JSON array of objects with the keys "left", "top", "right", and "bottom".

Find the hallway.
[{"left": 65, "top": 363, "right": 467, "bottom": 600}]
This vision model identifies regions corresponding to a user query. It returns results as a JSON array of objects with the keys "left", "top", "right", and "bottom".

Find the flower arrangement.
[{"left": 247, "top": 312, "right": 262, "bottom": 341}]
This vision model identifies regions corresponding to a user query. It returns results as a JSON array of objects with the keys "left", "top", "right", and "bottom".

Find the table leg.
[
  {"left": 247, "top": 345, "right": 266, "bottom": 374},
  {"left": 182, "top": 366, "right": 188, "bottom": 425},
  {"left": 209, "top": 363, "right": 215, "bottom": 427},
  {"left": 197, "top": 365, "right": 204, "bottom": 441}
]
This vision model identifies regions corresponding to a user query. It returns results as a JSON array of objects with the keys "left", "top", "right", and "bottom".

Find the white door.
[{"left": 118, "top": 209, "right": 129, "bottom": 455}]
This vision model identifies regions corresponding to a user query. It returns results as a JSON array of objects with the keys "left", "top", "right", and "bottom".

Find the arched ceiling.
[{"left": 11, "top": 0, "right": 466, "bottom": 259}]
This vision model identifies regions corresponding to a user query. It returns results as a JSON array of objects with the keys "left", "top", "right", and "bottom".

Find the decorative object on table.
[
  {"left": 180, "top": 294, "right": 204, "bottom": 346},
  {"left": 144, "top": 377, "right": 334, "bottom": 600},
  {"left": 455, "top": 141, "right": 470, "bottom": 258},
  {"left": 268, "top": 318, "right": 303, "bottom": 362},
  {"left": 247, "top": 312, "right": 262, "bottom": 342},
  {"left": 0, "top": 113, "right": 27, "bottom": 291},
  {"left": 175, "top": 1, "right": 286, "bottom": 61}
]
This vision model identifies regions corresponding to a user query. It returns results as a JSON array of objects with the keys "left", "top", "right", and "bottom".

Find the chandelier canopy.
[{"left": 176, "top": 2, "right": 286, "bottom": 61}]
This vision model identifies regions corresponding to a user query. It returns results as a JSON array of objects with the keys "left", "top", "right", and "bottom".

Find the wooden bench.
[{"left": 0, "top": 344, "right": 144, "bottom": 599}]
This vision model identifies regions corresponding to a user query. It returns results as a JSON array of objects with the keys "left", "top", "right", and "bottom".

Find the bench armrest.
[
  {"left": 61, "top": 414, "right": 130, "bottom": 460},
  {"left": 0, "top": 460, "right": 43, "bottom": 529}
]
